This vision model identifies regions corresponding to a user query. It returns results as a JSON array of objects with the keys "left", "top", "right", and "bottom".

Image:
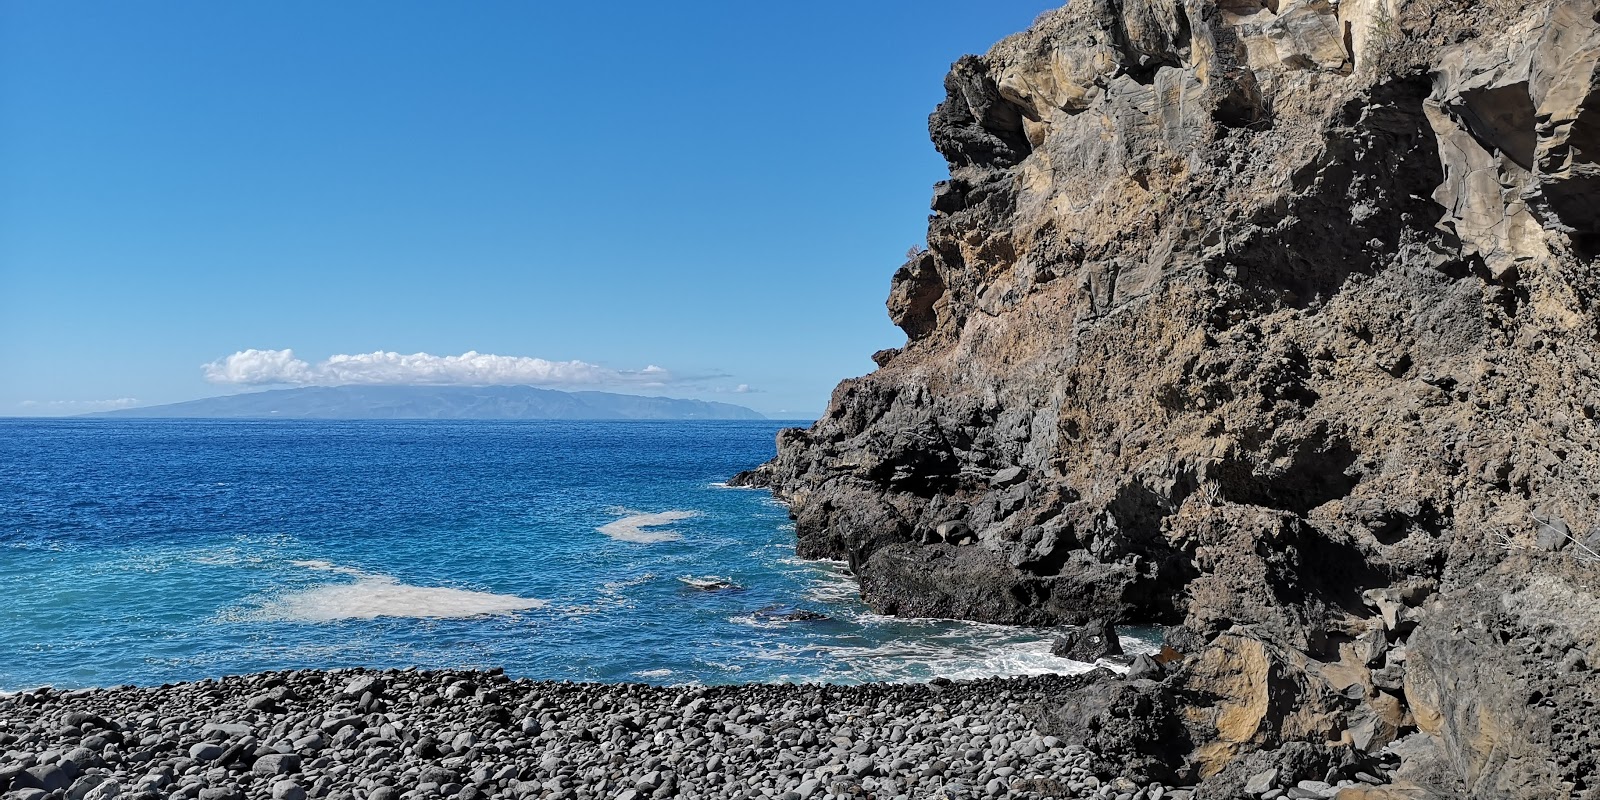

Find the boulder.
[
  {"left": 1244, "top": 768, "right": 1280, "bottom": 794},
  {"left": 1051, "top": 620, "right": 1124, "bottom": 662},
  {"left": 15, "top": 765, "right": 68, "bottom": 794},
  {"left": 1126, "top": 653, "right": 1164, "bottom": 681},
  {"left": 251, "top": 754, "right": 300, "bottom": 777},
  {"left": 340, "top": 675, "right": 382, "bottom": 699},
  {"left": 189, "top": 743, "right": 224, "bottom": 762}
]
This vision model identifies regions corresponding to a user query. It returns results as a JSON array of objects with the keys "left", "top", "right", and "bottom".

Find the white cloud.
[
  {"left": 201, "top": 349, "right": 315, "bottom": 385},
  {"left": 202, "top": 349, "right": 678, "bottom": 388}
]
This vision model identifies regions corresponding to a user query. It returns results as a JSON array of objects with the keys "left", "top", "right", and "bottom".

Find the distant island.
[{"left": 87, "top": 385, "right": 766, "bottom": 420}]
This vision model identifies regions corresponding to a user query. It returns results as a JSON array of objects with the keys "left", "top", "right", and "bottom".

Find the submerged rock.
[
  {"left": 752, "top": 605, "right": 829, "bottom": 622},
  {"left": 677, "top": 576, "right": 744, "bottom": 592}
]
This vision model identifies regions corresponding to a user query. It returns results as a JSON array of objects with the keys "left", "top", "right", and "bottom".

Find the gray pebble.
[
  {"left": 271, "top": 781, "right": 307, "bottom": 800},
  {"left": 0, "top": 670, "right": 1171, "bottom": 800},
  {"left": 251, "top": 754, "right": 300, "bottom": 777},
  {"left": 188, "top": 744, "right": 224, "bottom": 762}
]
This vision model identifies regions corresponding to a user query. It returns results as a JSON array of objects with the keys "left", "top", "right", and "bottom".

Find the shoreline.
[
  {"left": 0, "top": 667, "right": 1232, "bottom": 800},
  {"left": 0, "top": 624, "right": 1161, "bottom": 698}
]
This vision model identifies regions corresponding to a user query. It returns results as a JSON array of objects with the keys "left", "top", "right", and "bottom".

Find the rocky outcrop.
[{"left": 737, "top": 1, "right": 1600, "bottom": 796}]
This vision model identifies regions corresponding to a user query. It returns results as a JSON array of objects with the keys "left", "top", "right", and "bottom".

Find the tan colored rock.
[
  {"left": 1333, "top": 786, "right": 1449, "bottom": 800},
  {"left": 1179, "top": 630, "right": 1348, "bottom": 777},
  {"left": 742, "top": 0, "right": 1600, "bottom": 794}
]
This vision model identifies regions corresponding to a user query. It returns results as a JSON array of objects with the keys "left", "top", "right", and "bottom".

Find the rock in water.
[
  {"left": 752, "top": 605, "right": 829, "bottom": 622},
  {"left": 677, "top": 576, "right": 743, "bottom": 592},
  {"left": 735, "top": 0, "right": 1600, "bottom": 795},
  {"left": 1050, "top": 620, "right": 1124, "bottom": 662}
]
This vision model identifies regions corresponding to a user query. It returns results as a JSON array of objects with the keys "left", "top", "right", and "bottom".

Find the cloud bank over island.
[{"left": 203, "top": 349, "right": 677, "bottom": 388}]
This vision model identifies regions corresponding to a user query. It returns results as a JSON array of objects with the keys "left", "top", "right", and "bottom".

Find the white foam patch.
[
  {"left": 745, "top": 612, "right": 1166, "bottom": 683},
  {"left": 1118, "top": 633, "right": 1160, "bottom": 657},
  {"left": 632, "top": 668, "right": 674, "bottom": 679},
  {"left": 192, "top": 551, "right": 265, "bottom": 568},
  {"left": 289, "top": 559, "right": 366, "bottom": 577},
  {"left": 801, "top": 568, "right": 861, "bottom": 604},
  {"left": 602, "top": 573, "right": 657, "bottom": 592},
  {"left": 727, "top": 614, "right": 787, "bottom": 630},
  {"left": 804, "top": 582, "right": 860, "bottom": 605},
  {"left": 258, "top": 563, "right": 545, "bottom": 621},
  {"left": 707, "top": 481, "right": 762, "bottom": 490},
  {"left": 559, "top": 572, "right": 659, "bottom": 618},
  {"left": 742, "top": 634, "right": 1088, "bottom": 683},
  {"left": 596, "top": 510, "right": 701, "bottom": 543}
]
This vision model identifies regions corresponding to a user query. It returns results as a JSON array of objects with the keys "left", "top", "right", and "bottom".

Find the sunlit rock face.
[{"left": 738, "top": 0, "right": 1600, "bottom": 795}]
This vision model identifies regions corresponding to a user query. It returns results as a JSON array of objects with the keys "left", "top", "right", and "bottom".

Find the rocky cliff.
[{"left": 735, "top": 1, "right": 1600, "bottom": 796}]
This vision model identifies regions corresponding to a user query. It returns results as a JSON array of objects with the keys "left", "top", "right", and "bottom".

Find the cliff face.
[{"left": 737, "top": 1, "right": 1600, "bottom": 796}]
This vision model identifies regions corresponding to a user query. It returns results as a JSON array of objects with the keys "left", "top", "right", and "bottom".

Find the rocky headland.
[
  {"left": 6, "top": 2, "right": 1600, "bottom": 799},
  {"left": 735, "top": 0, "right": 1600, "bottom": 796}
]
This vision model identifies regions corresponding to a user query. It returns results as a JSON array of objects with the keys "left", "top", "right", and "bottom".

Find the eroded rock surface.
[{"left": 737, "top": 1, "right": 1600, "bottom": 796}]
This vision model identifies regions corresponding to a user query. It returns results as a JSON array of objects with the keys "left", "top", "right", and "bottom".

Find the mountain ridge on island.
[{"left": 86, "top": 385, "right": 767, "bottom": 420}]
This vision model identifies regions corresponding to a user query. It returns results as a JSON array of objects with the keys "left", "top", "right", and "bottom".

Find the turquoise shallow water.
[{"left": 0, "top": 419, "right": 1152, "bottom": 690}]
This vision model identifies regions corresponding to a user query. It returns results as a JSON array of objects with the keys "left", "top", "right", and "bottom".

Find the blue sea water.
[{"left": 0, "top": 419, "right": 1145, "bottom": 691}]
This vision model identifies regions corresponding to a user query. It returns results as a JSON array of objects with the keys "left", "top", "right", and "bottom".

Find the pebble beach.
[{"left": 0, "top": 669, "right": 1196, "bottom": 800}]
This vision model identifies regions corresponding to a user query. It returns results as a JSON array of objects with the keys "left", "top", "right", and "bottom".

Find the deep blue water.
[{"left": 0, "top": 419, "right": 1137, "bottom": 690}]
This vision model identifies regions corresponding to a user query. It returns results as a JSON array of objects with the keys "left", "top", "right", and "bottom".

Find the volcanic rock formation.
[{"left": 735, "top": 0, "right": 1600, "bottom": 796}]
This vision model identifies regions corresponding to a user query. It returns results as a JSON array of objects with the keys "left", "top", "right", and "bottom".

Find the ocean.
[{"left": 0, "top": 419, "right": 1149, "bottom": 690}]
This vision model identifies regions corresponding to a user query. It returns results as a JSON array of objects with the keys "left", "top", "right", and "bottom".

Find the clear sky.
[{"left": 1, "top": 1, "right": 1060, "bottom": 418}]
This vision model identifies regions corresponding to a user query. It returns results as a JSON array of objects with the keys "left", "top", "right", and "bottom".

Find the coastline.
[{"left": 0, "top": 667, "right": 1239, "bottom": 800}]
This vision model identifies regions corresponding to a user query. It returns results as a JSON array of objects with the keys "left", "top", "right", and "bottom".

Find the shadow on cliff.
[{"left": 1220, "top": 77, "right": 1446, "bottom": 315}]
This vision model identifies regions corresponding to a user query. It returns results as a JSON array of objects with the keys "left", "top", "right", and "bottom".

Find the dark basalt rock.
[
  {"left": 678, "top": 576, "right": 744, "bottom": 593},
  {"left": 1050, "top": 620, "right": 1124, "bottom": 663},
  {"left": 1026, "top": 668, "right": 1190, "bottom": 785},
  {"left": 1125, "top": 653, "right": 1164, "bottom": 681},
  {"left": 735, "top": 0, "right": 1600, "bottom": 795},
  {"left": 752, "top": 605, "right": 829, "bottom": 622}
]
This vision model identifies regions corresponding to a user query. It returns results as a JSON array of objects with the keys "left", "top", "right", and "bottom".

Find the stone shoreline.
[
  {"left": 0, "top": 667, "right": 1409, "bottom": 800},
  {"left": 0, "top": 668, "right": 1215, "bottom": 800}
]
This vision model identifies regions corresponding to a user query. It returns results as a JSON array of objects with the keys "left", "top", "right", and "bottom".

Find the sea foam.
[
  {"left": 596, "top": 510, "right": 701, "bottom": 543},
  {"left": 259, "top": 562, "right": 545, "bottom": 621}
]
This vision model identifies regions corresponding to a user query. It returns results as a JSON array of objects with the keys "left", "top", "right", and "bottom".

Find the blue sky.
[{"left": 0, "top": 1, "right": 1059, "bottom": 418}]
